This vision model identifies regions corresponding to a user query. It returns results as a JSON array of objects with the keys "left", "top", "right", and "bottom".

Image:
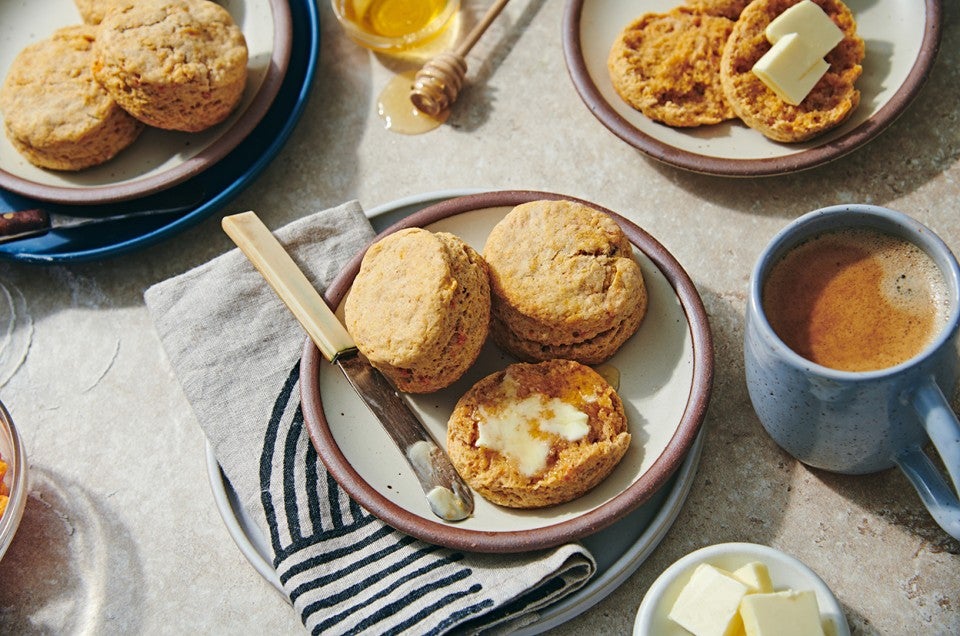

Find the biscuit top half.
[
  {"left": 0, "top": 26, "right": 114, "bottom": 141},
  {"left": 483, "top": 200, "right": 644, "bottom": 329},
  {"left": 345, "top": 228, "right": 463, "bottom": 367},
  {"left": 94, "top": 0, "right": 248, "bottom": 86}
]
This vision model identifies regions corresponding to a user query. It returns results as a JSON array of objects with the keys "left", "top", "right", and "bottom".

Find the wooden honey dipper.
[{"left": 410, "top": 0, "right": 511, "bottom": 117}]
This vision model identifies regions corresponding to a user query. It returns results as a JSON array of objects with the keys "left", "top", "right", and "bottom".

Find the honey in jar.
[{"left": 333, "top": 0, "right": 460, "bottom": 53}]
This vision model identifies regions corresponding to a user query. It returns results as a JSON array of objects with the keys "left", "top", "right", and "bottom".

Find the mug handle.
[{"left": 895, "top": 378, "right": 960, "bottom": 540}]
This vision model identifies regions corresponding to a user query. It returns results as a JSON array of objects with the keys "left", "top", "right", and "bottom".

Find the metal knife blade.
[
  {"left": 221, "top": 211, "right": 474, "bottom": 522},
  {"left": 0, "top": 196, "right": 203, "bottom": 245},
  {"left": 335, "top": 353, "right": 474, "bottom": 521}
]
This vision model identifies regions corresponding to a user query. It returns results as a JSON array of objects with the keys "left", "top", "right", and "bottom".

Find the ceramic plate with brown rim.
[
  {"left": 562, "top": 0, "right": 942, "bottom": 176},
  {"left": 300, "top": 190, "right": 713, "bottom": 553},
  {"left": 0, "top": 0, "right": 292, "bottom": 204}
]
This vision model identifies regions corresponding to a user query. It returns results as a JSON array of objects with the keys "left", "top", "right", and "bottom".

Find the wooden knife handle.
[
  {"left": 0, "top": 209, "right": 50, "bottom": 236},
  {"left": 221, "top": 211, "right": 357, "bottom": 362}
]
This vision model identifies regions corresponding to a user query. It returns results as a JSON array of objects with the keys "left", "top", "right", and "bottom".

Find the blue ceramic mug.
[{"left": 745, "top": 204, "right": 960, "bottom": 540}]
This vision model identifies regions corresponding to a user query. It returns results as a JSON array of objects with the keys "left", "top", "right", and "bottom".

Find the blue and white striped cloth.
[{"left": 146, "top": 202, "right": 596, "bottom": 634}]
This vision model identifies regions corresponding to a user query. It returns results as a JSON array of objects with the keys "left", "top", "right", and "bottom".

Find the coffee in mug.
[
  {"left": 762, "top": 227, "right": 951, "bottom": 371},
  {"left": 745, "top": 204, "right": 960, "bottom": 540}
]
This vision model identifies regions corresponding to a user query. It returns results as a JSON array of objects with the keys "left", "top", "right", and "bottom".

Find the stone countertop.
[{"left": 0, "top": 0, "right": 958, "bottom": 633}]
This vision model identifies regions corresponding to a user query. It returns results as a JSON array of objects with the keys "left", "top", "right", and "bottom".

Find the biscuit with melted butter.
[
  {"left": 719, "top": 0, "right": 864, "bottom": 142},
  {"left": 608, "top": 7, "right": 736, "bottom": 127},
  {"left": 345, "top": 228, "right": 490, "bottom": 394},
  {"left": 483, "top": 200, "right": 647, "bottom": 365},
  {"left": 447, "top": 359, "right": 631, "bottom": 508}
]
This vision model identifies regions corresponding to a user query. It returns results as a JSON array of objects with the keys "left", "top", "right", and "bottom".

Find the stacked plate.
[
  {"left": 208, "top": 189, "right": 714, "bottom": 631},
  {"left": 0, "top": 0, "right": 321, "bottom": 263}
]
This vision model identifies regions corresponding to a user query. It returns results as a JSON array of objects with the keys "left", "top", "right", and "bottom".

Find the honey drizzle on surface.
[{"left": 377, "top": 70, "right": 449, "bottom": 135}]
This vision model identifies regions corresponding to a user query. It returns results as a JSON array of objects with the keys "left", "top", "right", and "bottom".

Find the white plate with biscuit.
[
  {"left": 300, "top": 190, "right": 714, "bottom": 553},
  {"left": 562, "top": 0, "right": 942, "bottom": 176},
  {"left": 0, "top": 0, "right": 291, "bottom": 204}
]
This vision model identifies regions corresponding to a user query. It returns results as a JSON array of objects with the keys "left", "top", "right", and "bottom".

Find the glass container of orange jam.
[{"left": 331, "top": 0, "right": 460, "bottom": 54}]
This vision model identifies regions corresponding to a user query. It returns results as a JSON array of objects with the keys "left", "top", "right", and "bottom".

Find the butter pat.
[
  {"left": 668, "top": 564, "right": 751, "bottom": 636},
  {"left": 752, "top": 0, "right": 845, "bottom": 105},
  {"left": 476, "top": 392, "right": 588, "bottom": 477},
  {"left": 753, "top": 34, "right": 829, "bottom": 105},
  {"left": 740, "top": 590, "right": 825, "bottom": 636},
  {"left": 766, "top": 0, "right": 843, "bottom": 53},
  {"left": 732, "top": 562, "right": 774, "bottom": 594}
]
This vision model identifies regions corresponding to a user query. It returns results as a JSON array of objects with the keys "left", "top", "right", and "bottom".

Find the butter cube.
[
  {"left": 740, "top": 590, "right": 826, "bottom": 636},
  {"left": 668, "top": 563, "right": 751, "bottom": 636},
  {"left": 752, "top": 34, "right": 829, "bottom": 105},
  {"left": 732, "top": 562, "right": 774, "bottom": 594},
  {"left": 765, "top": 0, "right": 843, "bottom": 56}
]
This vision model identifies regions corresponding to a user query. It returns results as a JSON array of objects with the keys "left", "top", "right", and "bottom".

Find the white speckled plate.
[
  {"left": 300, "top": 190, "right": 714, "bottom": 553},
  {"left": 562, "top": 0, "right": 943, "bottom": 176},
  {"left": 0, "top": 0, "right": 291, "bottom": 204}
]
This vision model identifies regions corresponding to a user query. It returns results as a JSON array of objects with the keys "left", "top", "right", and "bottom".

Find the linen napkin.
[{"left": 144, "top": 201, "right": 596, "bottom": 635}]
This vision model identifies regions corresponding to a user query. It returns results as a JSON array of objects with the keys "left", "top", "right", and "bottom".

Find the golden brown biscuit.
[
  {"left": 92, "top": 0, "right": 248, "bottom": 132},
  {"left": 344, "top": 228, "right": 490, "bottom": 394},
  {"left": 720, "top": 0, "right": 864, "bottom": 142},
  {"left": 483, "top": 200, "right": 647, "bottom": 365},
  {"left": 685, "top": 0, "right": 752, "bottom": 20},
  {"left": 447, "top": 359, "right": 631, "bottom": 509},
  {"left": 0, "top": 25, "right": 143, "bottom": 171},
  {"left": 74, "top": 0, "right": 133, "bottom": 24},
  {"left": 608, "top": 8, "right": 736, "bottom": 127}
]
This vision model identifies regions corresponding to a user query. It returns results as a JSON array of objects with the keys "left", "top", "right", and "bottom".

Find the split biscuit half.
[{"left": 608, "top": 7, "right": 736, "bottom": 127}]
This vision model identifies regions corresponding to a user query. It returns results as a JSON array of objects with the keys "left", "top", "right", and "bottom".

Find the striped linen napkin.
[{"left": 145, "top": 201, "right": 596, "bottom": 635}]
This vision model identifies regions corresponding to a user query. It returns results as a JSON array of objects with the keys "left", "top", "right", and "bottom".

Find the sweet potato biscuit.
[
  {"left": 344, "top": 228, "right": 490, "bottom": 394},
  {"left": 483, "top": 200, "right": 647, "bottom": 365},
  {"left": 92, "top": 0, "right": 248, "bottom": 132},
  {"left": 685, "top": 0, "right": 752, "bottom": 20},
  {"left": 0, "top": 25, "right": 143, "bottom": 171},
  {"left": 720, "top": 0, "right": 864, "bottom": 142},
  {"left": 74, "top": 0, "right": 133, "bottom": 24},
  {"left": 447, "top": 359, "right": 631, "bottom": 509},
  {"left": 608, "top": 7, "right": 736, "bottom": 127}
]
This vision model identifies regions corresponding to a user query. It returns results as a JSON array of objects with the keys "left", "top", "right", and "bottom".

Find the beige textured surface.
[{"left": 0, "top": 0, "right": 957, "bottom": 634}]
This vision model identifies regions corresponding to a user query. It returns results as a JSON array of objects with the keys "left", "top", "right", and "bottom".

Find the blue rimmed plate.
[{"left": 0, "top": 0, "right": 319, "bottom": 263}]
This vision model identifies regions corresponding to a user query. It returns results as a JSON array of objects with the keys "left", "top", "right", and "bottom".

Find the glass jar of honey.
[{"left": 331, "top": 0, "right": 460, "bottom": 54}]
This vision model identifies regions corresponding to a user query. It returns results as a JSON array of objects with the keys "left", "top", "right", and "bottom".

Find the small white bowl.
[{"left": 634, "top": 542, "right": 849, "bottom": 636}]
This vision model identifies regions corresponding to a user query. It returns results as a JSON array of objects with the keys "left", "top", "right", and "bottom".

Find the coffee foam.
[
  {"left": 763, "top": 227, "right": 951, "bottom": 371},
  {"left": 843, "top": 228, "right": 951, "bottom": 331}
]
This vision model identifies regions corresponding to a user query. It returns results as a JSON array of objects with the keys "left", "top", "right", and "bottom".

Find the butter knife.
[
  {"left": 0, "top": 197, "right": 204, "bottom": 244},
  {"left": 221, "top": 211, "right": 474, "bottom": 522}
]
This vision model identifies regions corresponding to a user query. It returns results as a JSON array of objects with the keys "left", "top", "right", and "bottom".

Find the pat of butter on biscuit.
[
  {"left": 753, "top": 35, "right": 830, "bottom": 105},
  {"left": 476, "top": 389, "right": 589, "bottom": 477},
  {"left": 740, "top": 590, "right": 826, "bottom": 636},
  {"left": 766, "top": 0, "right": 844, "bottom": 51},
  {"left": 752, "top": 0, "right": 845, "bottom": 105}
]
